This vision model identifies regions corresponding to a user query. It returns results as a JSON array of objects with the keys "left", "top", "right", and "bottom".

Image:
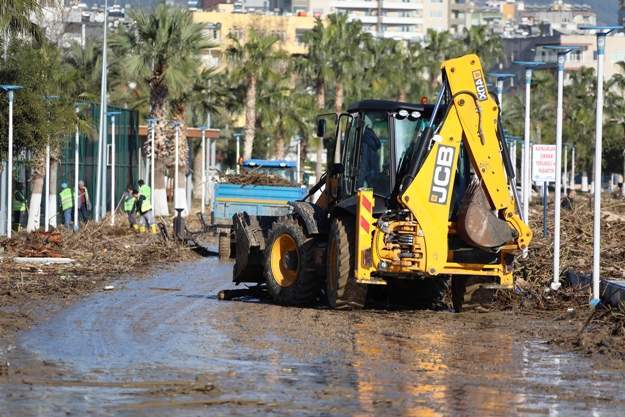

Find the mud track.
[{"left": 1, "top": 244, "right": 624, "bottom": 416}]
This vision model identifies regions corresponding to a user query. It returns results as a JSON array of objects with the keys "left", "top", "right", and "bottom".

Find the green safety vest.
[
  {"left": 137, "top": 195, "right": 152, "bottom": 214},
  {"left": 124, "top": 193, "right": 136, "bottom": 211},
  {"left": 12, "top": 190, "right": 26, "bottom": 211},
  {"left": 60, "top": 188, "right": 74, "bottom": 211},
  {"left": 139, "top": 184, "right": 151, "bottom": 202},
  {"left": 80, "top": 187, "right": 90, "bottom": 207}
]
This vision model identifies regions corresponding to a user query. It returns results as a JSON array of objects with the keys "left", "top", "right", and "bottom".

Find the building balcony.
[
  {"left": 381, "top": 1, "right": 424, "bottom": 10},
  {"left": 330, "top": 1, "right": 378, "bottom": 10},
  {"left": 348, "top": 15, "right": 379, "bottom": 24},
  {"left": 381, "top": 16, "right": 423, "bottom": 25}
]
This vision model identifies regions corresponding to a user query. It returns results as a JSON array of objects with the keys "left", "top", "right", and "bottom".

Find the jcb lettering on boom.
[
  {"left": 429, "top": 145, "right": 455, "bottom": 204},
  {"left": 473, "top": 70, "right": 488, "bottom": 101}
]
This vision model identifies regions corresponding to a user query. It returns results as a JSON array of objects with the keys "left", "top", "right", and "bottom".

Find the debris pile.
[
  {"left": 220, "top": 172, "right": 298, "bottom": 187},
  {"left": 0, "top": 216, "right": 206, "bottom": 296}
]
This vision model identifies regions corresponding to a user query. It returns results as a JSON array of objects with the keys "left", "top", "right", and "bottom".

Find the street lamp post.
[
  {"left": 543, "top": 46, "right": 580, "bottom": 290},
  {"left": 571, "top": 145, "right": 576, "bottom": 192},
  {"left": 563, "top": 142, "right": 571, "bottom": 196},
  {"left": 106, "top": 112, "right": 121, "bottom": 226},
  {"left": 1, "top": 85, "right": 23, "bottom": 238},
  {"left": 512, "top": 62, "right": 545, "bottom": 224},
  {"left": 73, "top": 104, "right": 85, "bottom": 231},
  {"left": 233, "top": 133, "right": 243, "bottom": 174},
  {"left": 580, "top": 25, "right": 624, "bottom": 305},
  {"left": 171, "top": 122, "right": 184, "bottom": 210},
  {"left": 146, "top": 118, "right": 159, "bottom": 208},
  {"left": 198, "top": 126, "right": 209, "bottom": 214},
  {"left": 295, "top": 136, "right": 302, "bottom": 182},
  {"left": 95, "top": 0, "right": 109, "bottom": 223},
  {"left": 486, "top": 73, "right": 516, "bottom": 113}
]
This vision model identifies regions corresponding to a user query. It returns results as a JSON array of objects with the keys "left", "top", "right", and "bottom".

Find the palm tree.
[
  {"left": 0, "top": 0, "right": 43, "bottom": 45},
  {"left": 461, "top": 25, "right": 505, "bottom": 70},
  {"left": 325, "top": 13, "right": 371, "bottom": 114},
  {"left": 295, "top": 17, "right": 332, "bottom": 180},
  {"left": 62, "top": 39, "right": 102, "bottom": 100},
  {"left": 225, "top": 28, "right": 288, "bottom": 160},
  {"left": 423, "top": 29, "right": 462, "bottom": 88},
  {"left": 109, "top": 2, "right": 212, "bottom": 216}
]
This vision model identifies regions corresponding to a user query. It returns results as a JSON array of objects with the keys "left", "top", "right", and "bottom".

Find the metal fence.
[{"left": 57, "top": 103, "right": 140, "bottom": 222}]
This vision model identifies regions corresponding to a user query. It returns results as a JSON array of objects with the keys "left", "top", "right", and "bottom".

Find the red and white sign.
[{"left": 532, "top": 144, "right": 556, "bottom": 183}]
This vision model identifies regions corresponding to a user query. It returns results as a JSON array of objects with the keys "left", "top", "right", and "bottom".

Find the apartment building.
[{"left": 499, "top": 33, "right": 625, "bottom": 88}]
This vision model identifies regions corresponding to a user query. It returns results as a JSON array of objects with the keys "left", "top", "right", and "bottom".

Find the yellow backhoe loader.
[{"left": 231, "top": 54, "right": 532, "bottom": 311}]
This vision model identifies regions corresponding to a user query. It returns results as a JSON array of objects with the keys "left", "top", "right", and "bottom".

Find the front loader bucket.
[
  {"left": 232, "top": 212, "right": 279, "bottom": 284},
  {"left": 457, "top": 179, "right": 515, "bottom": 251}
]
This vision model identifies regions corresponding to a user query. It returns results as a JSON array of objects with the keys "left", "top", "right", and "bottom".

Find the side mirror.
[
  {"left": 302, "top": 173, "right": 310, "bottom": 186},
  {"left": 316, "top": 119, "right": 326, "bottom": 138}
]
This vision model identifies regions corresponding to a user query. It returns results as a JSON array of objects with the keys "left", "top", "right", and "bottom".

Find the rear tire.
[
  {"left": 218, "top": 233, "right": 230, "bottom": 259},
  {"left": 263, "top": 217, "right": 321, "bottom": 306},
  {"left": 326, "top": 216, "right": 367, "bottom": 310}
]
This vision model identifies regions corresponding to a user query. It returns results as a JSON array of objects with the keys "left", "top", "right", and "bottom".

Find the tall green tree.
[
  {"left": 110, "top": 2, "right": 212, "bottom": 216},
  {"left": 0, "top": 0, "right": 42, "bottom": 45},
  {"left": 225, "top": 28, "right": 287, "bottom": 160}
]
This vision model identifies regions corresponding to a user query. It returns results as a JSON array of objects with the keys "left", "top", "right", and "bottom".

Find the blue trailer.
[{"left": 213, "top": 160, "right": 306, "bottom": 258}]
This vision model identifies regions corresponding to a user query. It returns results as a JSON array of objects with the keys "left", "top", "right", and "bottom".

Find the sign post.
[{"left": 532, "top": 144, "right": 556, "bottom": 236}]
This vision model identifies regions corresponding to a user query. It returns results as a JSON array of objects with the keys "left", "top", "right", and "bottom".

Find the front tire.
[
  {"left": 326, "top": 216, "right": 367, "bottom": 310},
  {"left": 263, "top": 217, "right": 320, "bottom": 306}
]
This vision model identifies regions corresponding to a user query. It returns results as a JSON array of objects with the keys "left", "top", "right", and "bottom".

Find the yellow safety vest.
[
  {"left": 60, "top": 188, "right": 74, "bottom": 211},
  {"left": 12, "top": 190, "right": 26, "bottom": 211},
  {"left": 124, "top": 193, "right": 136, "bottom": 211},
  {"left": 139, "top": 185, "right": 151, "bottom": 202}
]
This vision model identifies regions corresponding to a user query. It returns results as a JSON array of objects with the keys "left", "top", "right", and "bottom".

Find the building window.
[
  {"left": 381, "top": 25, "right": 388, "bottom": 31},
  {"left": 431, "top": 0, "right": 443, "bottom": 3},
  {"left": 611, "top": 50, "right": 625, "bottom": 62},
  {"left": 400, "top": 25, "right": 413, "bottom": 32},
  {"left": 402, "top": 0, "right": 414, "bottom": 2},
  {"left": 430, "top": 11, "right": 443, "bottom": 18},
  {"left": 295, "top": 29, "right": 310, "bottom": 45},
  {"left": 399, "top": 10, "right": 414, "bottom": 17}
]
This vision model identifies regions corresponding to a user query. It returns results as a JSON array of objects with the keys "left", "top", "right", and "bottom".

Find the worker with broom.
[
  {"left": 132, "top": 189, "right": 156, "bottom": 234},
  {"left": 12, "top": 182, "right": 27, "bottom": 232}
]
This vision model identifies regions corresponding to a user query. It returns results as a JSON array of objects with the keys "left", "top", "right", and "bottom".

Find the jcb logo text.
[
  {"left": 429, "top": 145, "right": 455, "bottom": 205},
  {"left": 473, "top": 70, "right": 488, "bottom": 101}
]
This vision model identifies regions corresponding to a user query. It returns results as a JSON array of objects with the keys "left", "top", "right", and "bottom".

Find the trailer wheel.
[
  {"left": 451, "top": 276, "right": 467, "bottom": 313},
  {"left": 263, "top": 217, "right": 320, "bottom": 305},
  {"left": 326, "top": 216, "right": 367, "bottom": 310},
  {"left": 218, "top": 233, "right": 230, "bottom": 259}
]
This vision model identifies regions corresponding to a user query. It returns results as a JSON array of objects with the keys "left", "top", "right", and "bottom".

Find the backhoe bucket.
[
  {"left": 457, "top": 178, "right": 515, "bottom": 251},
  {"left": 232, "top": 212, "right": 278, "bottom": 284}
]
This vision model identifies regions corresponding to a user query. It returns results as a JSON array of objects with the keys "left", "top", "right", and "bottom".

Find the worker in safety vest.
[
  {"left": 123, "top": 184, "right": 137, "bottom": 230},
  {"left": 132, "top": 189, "right": 156, "bottom": 233},
  {"left": 77, "top": 180, "right": 92, "bottom": 223},
  {"left": 12, "top": 182, "right": 27, "bottom": 232},
  {"left": 138, "top": 179, "right": 151, "bottom": 203},
  {"left": 59, "top": 183, "right": 75, "bottom": 229}
]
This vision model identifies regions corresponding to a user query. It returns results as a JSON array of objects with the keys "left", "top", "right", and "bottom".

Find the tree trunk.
[
  {"left": 315, "top": 78, "right": 325, "bottom": 183},
  {"left": 243, "top": 74, "right": 257, "bottom": 160},
  {"left": 172, "top": 100, "right": 189, "bottom": 216},
  {"left": 334, "top": 82, "right": 344, "bottom": 115},
  {"left": 398, "top": 88, "right": 406, "bottom": 103},
  {"left": 299, "top": 137, "right": 307, "bottom": 183},
  {"left": 275, "top": 132, "right": 285, "bottom": 160},
  {"left": 150, "top": 72, "right": 170, "bottom": 217},
  {"left": 49, "top": 151, "right": 59, "bottom": 227},
  {"left": 316, "top": 78, "right": 325, "bottom": 110},
  {"left": 26, "top": 150, "right": 46, "bottom": 232}
]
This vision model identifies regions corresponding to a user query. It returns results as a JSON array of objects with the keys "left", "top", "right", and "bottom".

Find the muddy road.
[{"left": 1, "top": 253, "right": 624, "bottom": 416}]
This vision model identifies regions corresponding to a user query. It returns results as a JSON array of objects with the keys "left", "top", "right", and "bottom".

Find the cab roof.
[
  {"left": 346, "top": 99, "right": 435, "bottom": 113},
  {"left": 244, "top": 159, "right": 296, "bottom": 168}
]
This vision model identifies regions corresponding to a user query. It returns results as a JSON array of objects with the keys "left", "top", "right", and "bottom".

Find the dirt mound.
[{"left": 220, "top": 173, "right": 298, "bottom": 187}]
